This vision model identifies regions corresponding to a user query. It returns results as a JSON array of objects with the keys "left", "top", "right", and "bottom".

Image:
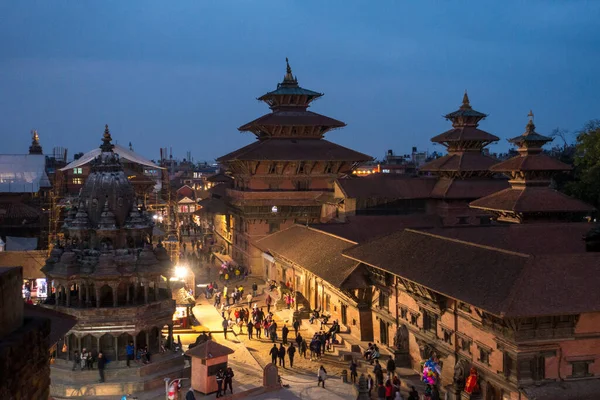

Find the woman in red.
[{"left": 385, "top": 379, "right": 393, "bottom": 400}]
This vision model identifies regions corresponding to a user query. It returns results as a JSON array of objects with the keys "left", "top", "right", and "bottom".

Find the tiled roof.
[
  {"left": 336, "top": 176, "right": 436, "bottom": 199},
  {"left": 0, "top": 202, "right": 43, "bottom": 221},
  {"left": 197, "top": 197, "right": 229, "bottom": 214},
  {"left": 207, "top": 173, "right": 233, "bottom": 183},
  {"left": 310, "top": 214, "right": 441, "bottom": 243},
  {"left": 238, "top": 111, "right": 345, "bottom": 131},
  {"left": 258, "top": 86, "right": 323, "bottom": 99},
  {"left": 343, "top": 228, "right": 600, "bottom": 317},
  {"left": 429, "top": 177, "right": 509, "bottom": 199},
  {"left": 420, "top": 152, "right": 499, "bottom": 172},
  {"left": 185, "top": 340, "right": 235, "bottom": 359},
  {"left": 470, "top": 187, "right": 595, "bottom": 213},
  {"left": 26, "top": 304, "right": 77, "bottom": 346},
  {"left": 217, "top": 139, "right": 372, "bottom": 162},
  {"left": 430, "top": 127, "right": 498, "bottom": 143},
  {"left": 489, "top": 154, "right": 572, "bottom": 172},
  {"left": 254, "top": 225, "right": 361, "bottom": 287}
]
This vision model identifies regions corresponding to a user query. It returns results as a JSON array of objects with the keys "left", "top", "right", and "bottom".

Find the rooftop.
[{"left": 336, "top": 175, "right": 436, "bottom": 199}]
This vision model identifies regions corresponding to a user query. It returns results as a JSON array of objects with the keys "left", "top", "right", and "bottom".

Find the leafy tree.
[{"left": 564, "top": 120, "right": 600, "bottom": 208}]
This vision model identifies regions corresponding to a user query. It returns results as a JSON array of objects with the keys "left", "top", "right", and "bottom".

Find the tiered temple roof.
[
  {"left": 470, "top": 113, "right": 594, "bottom": 222},
  {"left": 420, "top": 92, "right": 508, "bottom": 200}
]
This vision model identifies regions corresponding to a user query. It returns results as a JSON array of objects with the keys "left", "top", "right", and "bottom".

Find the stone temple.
[{"left": 41, "top": 126, "right": 184, "bottom": 398}]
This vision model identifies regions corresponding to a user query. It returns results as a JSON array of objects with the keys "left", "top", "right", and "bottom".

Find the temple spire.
[
  {"left": 29, "top": 129, "right": 43, "bottom": 154},
  {"left": 100, "top": 124, "right": 114, "bottom": 152},
  {"left": 461, "top": 90, "right": 472, "bottom": 110},
  {"left": 281, "top": 57, "right": 298, "bottom": 87}
]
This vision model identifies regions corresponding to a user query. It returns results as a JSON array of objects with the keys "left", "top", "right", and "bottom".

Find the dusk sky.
[{"left": 1, "top": 1, "right": 599, "bottom": 162}]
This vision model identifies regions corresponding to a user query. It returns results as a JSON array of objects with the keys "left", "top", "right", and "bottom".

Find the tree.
[{"left": 564, "top": 119, "right": 600, "bottom": 208}]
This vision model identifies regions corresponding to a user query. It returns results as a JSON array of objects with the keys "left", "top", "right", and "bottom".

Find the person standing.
[
  {"left": 72, "top": 350, "right": 80, "bottom": 371},
  {"left": 126, "top": 341, "right": 134, "bottom": 367},
  {"left": 216, "top": 368, "right": 225, "bottom": 398},
  {"left": 97, "top": 352, "right": 106, "bottom": 383},
  {"left": 386, "top": 358, "right": 396, "bottom": 379},
  {"left": 247, "top": 320, "right": 254, "bottom": 339},
  {"left": 317, "top": 365, "right": 327, "bottom": 388},
  {"left": 222, "top": 318, "right": 229, "bottom": 339},
  {"left": 224, "top": 367, "right": 234, "bottom": 394},
  {"left": 367, "top": 374, "right": 374, "bottom": 397},
  {"left": 349, "top": 360, "right": 358, "bottom": 383},
  {"left": 269, "top": 343, "right": 278, "bottom": 365},
  {"left": 80, "top": 349, "right": 87, "bottom": 370},
  {"left": 265, "top": 294, "right": 272, "bottom": 314},
  {"left": 185, "top": 387, "right": 196, "bottom": 400},
  {"left": 293, "top": 319, "right": 300, "bottom": 337},
  {"left": 252, "top": 282, "right": 258, "bottom": 297},
  {"left": 408, "top": 386, "right": 419, "bottom": 400},
  {"left": 282, "top": 324, "right": 289, "bottom": 345},
  {"left": 246, "top": 293, "right": 252, "bottom": 308},
  {"left": 278, "top": 343, "right": 286, "bottom": 368},
  {"left": 300, "top": 339, "right": 308, "bottom": 359},
  {"left": 287, "top": 343, "right": 296, "bottom": 368}
]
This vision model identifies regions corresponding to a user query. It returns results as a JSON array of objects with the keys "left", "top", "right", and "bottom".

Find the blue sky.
[{"left": 1, "top": 0, "right": 599, "bottom": 161}]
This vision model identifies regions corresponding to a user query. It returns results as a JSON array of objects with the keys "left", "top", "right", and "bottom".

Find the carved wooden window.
[
  {"left": 409, "top": 312, "right": 419, "bottom": 326},
  {"left": 378, "top": 292, "right": 389, "bottom": 310},
  {"left": 296, "top": 180, "right": 309, "bottom": 191},
  {"left": 297, "top": 162, "right": 305, "bottom": 174},
  {"left": 268, "top": 164, "right": 277, "bottom": 174},
  {"left": 569, "top": 360, "right": 594, "bottom": 378},
  {"left": 441, "top": 327, "right": 453, "bottom": 344},
  {"left": 400, "top": 307, "right": 408, "bottom": 320},
  {"left": 458, "top": 302, "right": 471, "bottom": 313},
  {"left": 503, "top": 352, "right": 516, "bottom": 379},
  {"left": 423, "top": 311, "right": 437, "bottom": 334},
  {"left": 477, "top": 345, "right": 491, "bottom": 366},
  {"left": 459, "top": 336, "right": 472, "bottom": 354},
  {"left": 324, "top": 162, "right": 333, "bottom": 174}
]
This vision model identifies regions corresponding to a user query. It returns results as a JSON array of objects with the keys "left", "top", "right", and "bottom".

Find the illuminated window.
[
  {"left": 73, "top": 167, "right": 83, "bottom": 175},
  {"left": 72, "top": 178, "right": 83, "bottom": 185}
]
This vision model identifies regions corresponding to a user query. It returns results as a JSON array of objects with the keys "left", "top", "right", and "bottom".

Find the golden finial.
[
  {"left": 31, "top": 129, "right": 39, "bottom": 143},
  {"left": 527, "top": 110, "right": 534, "bottom": 122},
  {"left": 286, "top": 57, "right": 292, "bottom": 74},
  {"left": 460, "top": 90, "right": 472, "bottom": 109}
]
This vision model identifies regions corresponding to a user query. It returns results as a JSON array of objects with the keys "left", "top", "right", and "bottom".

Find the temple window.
[
  {"left": 268, "top": 164, "right": 277, "bottom": 174},
  {"left": 400, "top": 307, "right": 408, "bottom": 320},
  {"left": 442, "top": 327, "right": 453, "bottom": 344},
  {"left": 73, "top": 178, "right": 83, "bottom": 185},
  {"left": 378, "top": 292, "right": 389, "bottom": 309},
  {"left": 503, "top": 352, "right": 517, "bottom": 380},
  {"left": 423, "top": 310, "right": 437, "bottom": 335},
  {"left": 458, "top": 302, "right": 471, "bottom": 313},
  {"left": 458, "top": 336, "right": 472, "bottom": 354},
  {"left": 569, "top": 360, "right": 594, "bottom": 378},
  {"left": 409, "top": 312, "right": 419, "bottom": 326}
]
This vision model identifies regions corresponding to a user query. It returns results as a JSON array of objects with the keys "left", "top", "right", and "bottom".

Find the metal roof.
[
  {"left": 0, "top": 154, "right": 51, "bottom": 193},
  {"left": 60, "top": 144, "right": 163, "bottom": 171}
]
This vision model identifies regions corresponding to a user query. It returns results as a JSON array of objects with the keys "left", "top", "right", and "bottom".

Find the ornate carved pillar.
[
  {"left": 85, "top": 284, "right": 90, "bottom": 306},
  {"left": 126, "top": 283, "right": 130, "bottom": 305},
  {"left": 78, "top": 282, "right": 83, "bottom": 305},
  {"left": 168, "top": 324, "right": 174, "bottom": 349},
  {"left": 134, "top": 282, "right": 139, "bottom": 304},
  {"left": 66, "top": 284, "right": 71, "bottom": 307},
  {"left": 96, "top": 336, "right": 101, "bottom": 352},
  {"left": 111, "top": 283, "right": 118, "bottom": 307}
]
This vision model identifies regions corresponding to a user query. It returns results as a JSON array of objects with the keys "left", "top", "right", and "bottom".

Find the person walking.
[
  {"left": 252, "top": 282, "right": 258, "bottom": 297},
  {"left": 278, "top": 343, "right": 286, "bottom": 368},
  {"left": 317, "top": 365, "right": 327, "bottom": 388},
  {"left": 287, "top": 343, "right": 296, "bottom": 368},
  {"left": 282, "top": 324, "right": 289, "bottom": 345},
  {"left": 126, "top": 341, "right": 134, "bottom": 367},
  {"left": 269, "top": 321, "right": 278, "bottom": 343},
  {"left": 224, "top": 367, "right": 234, "bottom": 394},
  {"left": 300, "top": 339, "right": 308, "bottom": 359},
  {"left": 349, "top": 359, "right": 358, "bottom": 383},
  {"left": 247, "top": 320, "right": 254, "bottom": 339},
  {"left": 269, "top": 344, "right": 278, "bottom": 365},
  {"left": 222, "top": 318, "right": 229, "bottom": 339},
  {"left": 216, "top": 368, "right": 225, "bottom": 398},
  {"left": 385, "top": 379, "right": 393, "bottom": 400},
  {"left": 97, "top": 352, "right": 106, "bottom": 383},
  {"left": 293, "top": 319, "right": 300, "bottom": 337},
  {"left": 386, "top": 358, "right": 396, "bottom": 379},
  {"left": 246, "top": 293, "right": 252, "bottom": 308},
  {"left": 72, "top": 350, "right": 80, "bottom": 371},
  {"left": 367, "top": 374, "right": 374, "bottom": 397}
]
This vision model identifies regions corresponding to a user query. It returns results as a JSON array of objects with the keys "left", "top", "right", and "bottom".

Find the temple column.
[
  {"left": 78, "top": 282, "right": 83, "bottom": 305},
  {"left": 133, "top": 334, "right": 137, "bottom": 354},
  {"left": 134, "top": 283, "right": 139, "bottom": 304},
  {"left": 145, "top": 331, "right": 150, "bottom": 349},
  {"left": 85, "top": 284, "right": 90, "bottom": 306},
  {"left": 112, "top": 283, "right": 118, "bottom": 307},
  {"left": 96, "top": 287, "right": 101, "bottom": 308},
  {"left": 126, "top": 283, "right": 130, "bottom": 305},
  {"left": 144, "top": 283, "right": 149, "bottom": 304},
  {"left": 96, "top": 336, "right": 101, "bottom": 352},
  {"left": 157, "top": 328, "right": 162, "bottom": 353},
  {"left": 66, "top": 285, "right": 71, "bottom": 307},
  {"left": 114, "top": 336, "right": 119, "bottom": 361},
  {"left": 168, "top": 324, "right": 174, "bottom": 349}
]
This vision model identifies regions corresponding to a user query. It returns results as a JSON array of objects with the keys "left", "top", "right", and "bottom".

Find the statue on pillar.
[{"left": 464, "top": 367, "right": 479, "bottom": 395}]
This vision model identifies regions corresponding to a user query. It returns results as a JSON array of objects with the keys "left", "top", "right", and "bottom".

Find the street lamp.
[{"left": 174, "top": 265, "right": 188, "bottom": 279}]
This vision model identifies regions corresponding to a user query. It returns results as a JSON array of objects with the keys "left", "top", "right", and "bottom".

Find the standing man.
[
  {"left": 282, "top": 324, "right": 289, "bottom": 345},
  {"left": 216, "top": 368, "right": 225, "bottom": 398},
  {"left": 293, "top": 319, "right": 300, "bottom": 337},
  {"left": 72, "top": 350, "right": 80, "bottom": 371},
  {"left": 265, "top": 294, "right": 272, "bottom": 314},
  {"left": 126, "top": 341, "right": 135, "bottom": 367},
  {"left": 287, "top": 343, "right": 296, "bottom": 368},
  {"left": 224, "top": 367, "right": 234, "bottom": 395},
  {"left": 246, "top": 293, "right": 253, "bottom": 308},
  {"left": 269, "top": 343, "right": 278, "bottom": 365},
  {"left": 247, "top": 320, "right": 254, "bottom": 339},
  {"left": 386, "top": 357, "right": 396, "bottom": 379},
  {"left": 97, "top": 352, "right": 106, "bottom": 383},
  {"left": 278, "top": 343, "right": 286, "bottom": 368},
  {"left": 252, "top": 282, "right": 258, "bottom": 297},
  {"left": 349, "top": 359, "right": 358, "bottom": 383},
  {"left": 222, "top": 318, "right": 229, "bottom": 339}
]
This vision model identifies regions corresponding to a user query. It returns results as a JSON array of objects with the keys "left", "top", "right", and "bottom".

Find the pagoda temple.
[
  {"left": 214, "top": 59, "right": 371, "bottom": 273},
  {"left": 420, "top": 92, "right": 509, "bottom": 225},
  {"left": 470, "top": 112, "right": 595, "bottom": 223},
  {"left": 41, "top": 126, "right": 184, "bottom": 398}
]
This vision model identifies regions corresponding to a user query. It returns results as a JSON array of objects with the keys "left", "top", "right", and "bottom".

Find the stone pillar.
[
  {"left": 96, "top": 336, "right": 101, "bottom": 352},
  {"left": 112, "top": 284, "right": 118, "bottom": 307},
  {"left": 114, "top": 336, "right": 119, "bottom": 361},
  {"left": 78, "top": 283, "right": 83, "bottom": 305},
  {"left": 126, "top": 283, "right": 130, "bottom": 305},
  {"left": 134, "top": 283, "right": 139, "bottom": 304},
  {"left": 96, "top": 287, "right": 101, "bottom": 308},
  {"left": 144, "top": 283, "right": 149, "bottom": 304},
  {"left": 145, "top": 331, "right": 150, "bottom": 348},
  {"left": 167, "top": 324, "right": 174, "bottom": 349},
  {"left": 133, "top": 334, "right": 137, "bottom": 353},
  {"left": 85, "top": 284, "right": 90, "bottom": 306},
  {"left": 66, "top": 285, "right": 71, "bottom": 307},
  {"left": 77, "top": 335, "right": 82, "bottom": 354}
]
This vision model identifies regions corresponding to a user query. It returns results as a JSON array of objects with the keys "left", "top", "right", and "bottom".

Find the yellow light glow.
[{"left": 174, "top": 266, "right": 188, "bottom": 278}]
